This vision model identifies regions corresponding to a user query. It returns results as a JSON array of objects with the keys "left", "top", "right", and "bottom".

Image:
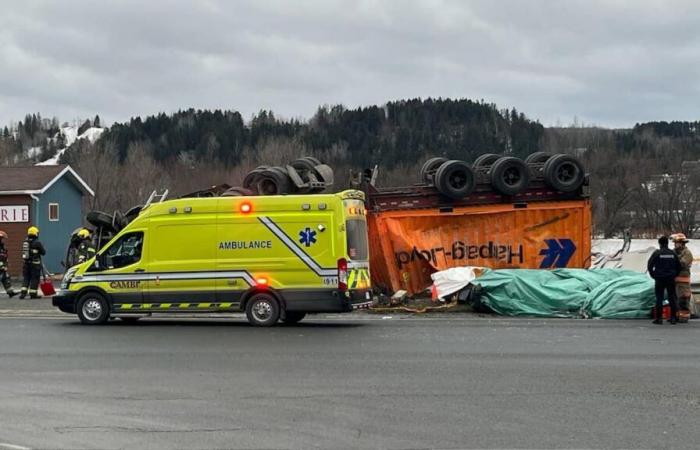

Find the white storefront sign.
[{"left": 0, "top": 205, "right": 29, "bottom": 223}]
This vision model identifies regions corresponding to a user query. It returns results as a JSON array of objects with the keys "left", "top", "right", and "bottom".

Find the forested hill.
[
  {"left": 3, "top": 99, "right": 700, "bottom": 238},
  {"left": 91, "top": 98, "right": 544, "bottom": 167}
]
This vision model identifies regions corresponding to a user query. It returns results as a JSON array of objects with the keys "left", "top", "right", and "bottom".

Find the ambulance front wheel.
[
  {"left": 245, "top": 293, "right": 281, "bottom": 327},
  {"left": 77, "top": 292, "right": 110, "bottom": 325}
]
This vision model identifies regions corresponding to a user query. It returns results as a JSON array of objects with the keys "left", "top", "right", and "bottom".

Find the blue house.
[{"left": 0, "top": 165, "right": 94, "bottom": 275}]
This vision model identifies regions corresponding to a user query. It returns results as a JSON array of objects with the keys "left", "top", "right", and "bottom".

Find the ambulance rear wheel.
[
  {"left": 77, "top": 292, "right": 109, "bottom": 325},
  {"left": 245, "top": 293, "right": 280, "bottom": 327},
  {"left": 282, "top": 312, "right": 306, "bottom": 324}
]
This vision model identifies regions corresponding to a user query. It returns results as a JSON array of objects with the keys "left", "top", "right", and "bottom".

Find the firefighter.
[
  {"left": 0, "top": 230, "right": 18, "bottom": 297},
  {"left": 647, "top": 235, "right": 681, "bottom": 325},
  {"left": 672, "top": 233, "right": 694, "bottom": 322},
  {"left": 76, "top": 228, "right": 96, "bottom": 263},
  {"left": 19, "top": 226, "right": 46, "bottom": 299}
]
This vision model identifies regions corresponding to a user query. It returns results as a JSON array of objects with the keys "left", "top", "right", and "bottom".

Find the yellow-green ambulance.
[{"left": 52, "top": 190, "right": 372, "bottom": 326}]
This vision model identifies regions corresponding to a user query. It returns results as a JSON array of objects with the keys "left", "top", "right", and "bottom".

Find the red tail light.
[{"left": 337, "top": 258, "right": 348, "bottom": 291}]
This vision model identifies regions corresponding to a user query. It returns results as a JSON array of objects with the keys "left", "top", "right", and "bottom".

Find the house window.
[{"left": 48, "top": 203, "right": 59, "bottom": 221}]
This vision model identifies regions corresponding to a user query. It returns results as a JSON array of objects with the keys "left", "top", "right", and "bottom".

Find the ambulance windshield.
[{"left": 346, "top": 219, "right": 368, "bottom": 261}]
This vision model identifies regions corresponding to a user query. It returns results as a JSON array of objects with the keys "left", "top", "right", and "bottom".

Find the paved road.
[{"left": 1, "top": 313, "right": 699, "bottom": 450}]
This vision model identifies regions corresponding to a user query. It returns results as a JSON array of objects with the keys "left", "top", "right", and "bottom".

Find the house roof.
[{"left": 0, "top": 165, "right": 94, "bottom": 197}]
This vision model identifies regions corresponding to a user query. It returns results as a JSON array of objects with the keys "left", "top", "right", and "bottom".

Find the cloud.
[{"left": 0, "top": 0, "right": 698, "bottom": 128}]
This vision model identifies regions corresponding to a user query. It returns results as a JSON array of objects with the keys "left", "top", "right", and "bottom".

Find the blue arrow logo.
[{"left": 539, "top": 239, "right": 576, "bottom": 268}]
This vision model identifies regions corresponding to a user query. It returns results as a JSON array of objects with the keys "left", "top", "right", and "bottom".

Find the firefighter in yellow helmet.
[
  {"left": 672, "top": 233, "right": 693, "bottom": 322},
  {"left": 0, "top": 230, "right": 18, "bottom": 297},
  {"left": 19, "top": 226, "right": 46, "bottom": 299},
  {"left": 76, "top": 228, "right": 96, "bottom": 263}
]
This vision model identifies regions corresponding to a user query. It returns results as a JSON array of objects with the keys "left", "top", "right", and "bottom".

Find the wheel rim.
[
  {"left": 503, "top": 167, "right": 522, "bottom": 186},
  {"left": 448, "top": 171, "right": 468, "bottom": 189},
  {"left": 259, "top": 179, "right": 278, "bottom": 195},
  {"left": 82, "top": 299, "right": 102, "bottom": 321},
  {"left": 556, "top": 163, "right": 577, "bottom": 184},
  {"left": 252, "top": 299, "right": 273, "bottom": 322}
]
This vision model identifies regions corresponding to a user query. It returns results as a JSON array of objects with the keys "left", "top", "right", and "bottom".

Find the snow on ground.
[
  {"left": 79, "top": 127, "right": 104, "bottom": 143},
  {"left": 62, "top": 126, "right": 79, "bottom": 147},
  {"left": 26, "top": 146, "right": 42, "bottom": 158},
  {"left": 33, "top": 125, "right": 104, "bottom": 166},
  {"left": 35, "top": 147, "right": 68, "bottom": 166}
]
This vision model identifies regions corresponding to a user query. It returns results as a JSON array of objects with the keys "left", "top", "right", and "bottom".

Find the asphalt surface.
[{"left": 1, "top": 307, "right": 700, "bottom": 449}]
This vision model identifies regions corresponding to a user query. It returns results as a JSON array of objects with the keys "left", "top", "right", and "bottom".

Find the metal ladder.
[{"left": 143, "top": 189, "right": 169, "bottom": 209}]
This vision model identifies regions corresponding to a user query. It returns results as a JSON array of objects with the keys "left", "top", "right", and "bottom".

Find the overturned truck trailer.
[{"left": 361, "top": 153, "right": 592, "bottom": 295}]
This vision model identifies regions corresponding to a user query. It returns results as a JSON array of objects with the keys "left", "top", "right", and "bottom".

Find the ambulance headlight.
[{"left": 61, "top": 267, "right": 78, "bottom": 289}]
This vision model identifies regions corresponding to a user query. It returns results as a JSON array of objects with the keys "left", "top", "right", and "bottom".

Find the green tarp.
[{"left": 473, "top": 268, "right": 656, "bottom": 319}]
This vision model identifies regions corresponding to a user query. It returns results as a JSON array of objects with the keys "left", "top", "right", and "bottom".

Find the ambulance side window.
[{"left": 103, "top": 232, "right": 144, "bottom": 269}]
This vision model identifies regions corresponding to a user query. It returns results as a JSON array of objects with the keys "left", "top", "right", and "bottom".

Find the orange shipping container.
[{"left": 368, "top": 199, "right": 592, "bottom": 295}]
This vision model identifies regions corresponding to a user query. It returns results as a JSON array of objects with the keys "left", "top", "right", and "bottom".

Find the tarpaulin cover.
[
  {"left": 368, "top": 199, "right": 592, "bottom": 295},
  {"left": 473, "top": 268, "right": 655, "bottom": 319}
]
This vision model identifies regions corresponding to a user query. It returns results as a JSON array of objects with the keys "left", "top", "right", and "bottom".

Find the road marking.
[{"left": 0, "top": 443, "right": 31, "bottom": 450}]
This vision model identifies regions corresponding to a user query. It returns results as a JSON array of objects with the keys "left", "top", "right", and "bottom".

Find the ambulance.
[{"left": 52, "top": 190, "right": 372, "bottom": 326}]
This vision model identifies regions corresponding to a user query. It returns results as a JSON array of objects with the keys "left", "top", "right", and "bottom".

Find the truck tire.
[
  {"left": 301, "top": 156, "right": 322, "bottom": 166},
  {"left": 77, "top": 292, "right": 110, "bottom": 325},
  {"left": 242, "top": 166, "right": 269, "bottom": 191},
  {"left": 221, "top": 187, "right": 255, "bottom": 197},
  {"left": 435, "top": 160, "right": 475, "bottom": 199},
  {"left": 473, "top": 153, "right": 500, "bottom": 170},
  {"left": 113, "top": 210, "right": 128, "bottom": 230},
  {"left": 256, "top": 168, "right": 291, "bottom": 195},
  {"left": 245, "top": 293, "right": 280, "bottom": 326},
  {"left": 543, "top": 154, "right": 585, "bottom": 192},
  {"left": 490, "top": 157, "right": 530, "bottom": 195},
  {"left": 420, "top": 157, "right": 448, "bottom": 184},
  {"left": 525, "top": 152, "right": 553, "bottom": 165},
  {"left": 125, "top": 205, "right": 143, "bottom": 222},
  {"left": 282, "top": 311, "right": 306, "bottom": 324},
  {"left": 86, "top": 211, "right": 117, "bottom": 233},
  {"left": 291, "top": 158, "right": 316, "bottom": 173}
]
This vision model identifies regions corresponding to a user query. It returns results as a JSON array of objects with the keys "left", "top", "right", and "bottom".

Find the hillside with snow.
[{"left": 34, "top": 125, "right": 104, "bottom": 166}]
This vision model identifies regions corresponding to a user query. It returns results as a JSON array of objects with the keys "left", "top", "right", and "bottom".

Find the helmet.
[
  {"left": 27, "top": 226, "right": 39, "bottom": 237},
  {"left": 0, "top": 230, "right": 7, "bottom": 239},
  {"left": 673, "top": 233, "right": 689, "bottom": 243},
  {"left": 77, "top": 228, "right": 91, "bottom": 239}
]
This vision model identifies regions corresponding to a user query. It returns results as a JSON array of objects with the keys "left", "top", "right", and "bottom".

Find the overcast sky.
[{"left": 0, "top": 0, "right": 698, "bottom": 129}]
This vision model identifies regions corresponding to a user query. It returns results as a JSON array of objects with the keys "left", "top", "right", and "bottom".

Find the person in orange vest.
[{"left": 672, "top": 233, "right": 693, "bottom": 322}]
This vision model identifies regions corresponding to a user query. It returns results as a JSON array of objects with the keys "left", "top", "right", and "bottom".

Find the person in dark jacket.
[
  {"left": 0, "top": 230, "right": 18, "bottom": 297},
  {"left": 647, "top": 235, "right": 682, "bottom": 324},
  {"left": 20, "top": 226, "right": 46, "bottom": 299}
]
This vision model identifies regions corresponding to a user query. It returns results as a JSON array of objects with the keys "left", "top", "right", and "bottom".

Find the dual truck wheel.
[
  {"left": 241, "top": 157, "right": 326, "bottom": 196},
  {"left": 75, "top": 292, "right": 305, "bottom": 327},
  {"left": 420, "top": 153, "right": 585, "bottom": 199}
]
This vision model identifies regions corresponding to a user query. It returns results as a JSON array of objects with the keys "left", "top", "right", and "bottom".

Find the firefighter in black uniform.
[
  {"left": 76, "top": 228, "right": 96, "bottom": 263},
  {"left": 20, "top": 226, "right": 46, "bottom": 299},
  {"left": 647, "top": 235, "right": 682, "bottom": 325},
  {"left": 0, "top": 230, "right": 18, "bottom": 297}
]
